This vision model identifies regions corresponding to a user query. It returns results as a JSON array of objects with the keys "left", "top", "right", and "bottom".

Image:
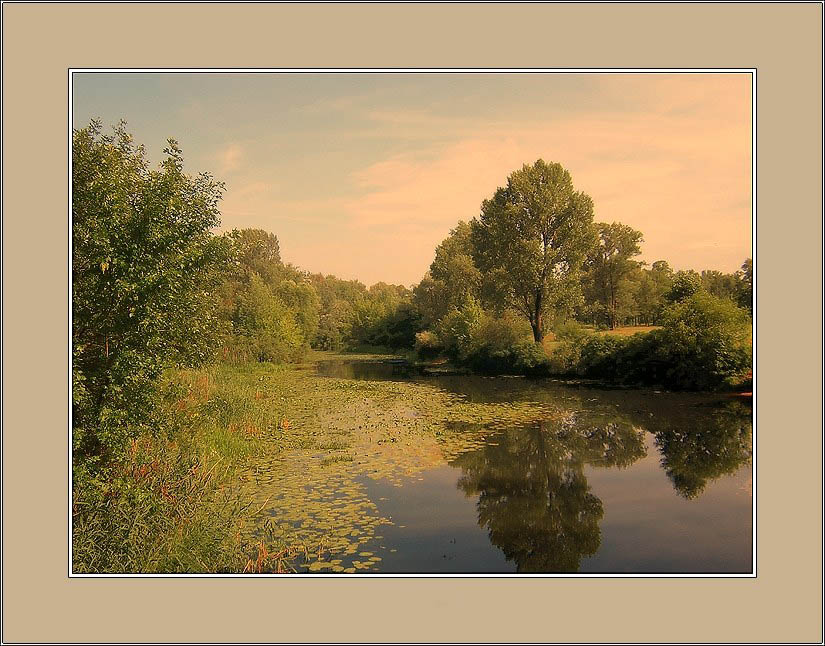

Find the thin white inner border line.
[{"left": 68, "top": 67, "right": 757, "bottom": 579}]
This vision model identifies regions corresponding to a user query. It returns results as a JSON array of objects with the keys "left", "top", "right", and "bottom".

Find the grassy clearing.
[{"left": 601, "top": 325, "right": 661, "bottom": 337}]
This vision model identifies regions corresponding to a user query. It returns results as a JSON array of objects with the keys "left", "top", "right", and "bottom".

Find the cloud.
[
  {"left": 216, "top": 143, "right": 244, "bottom": 175},
  {"left": 212, "top": 74, "right": 752, "bottom": 285},
  {"left": 334, "top": 75, "right": 752, "bottom": 282}
]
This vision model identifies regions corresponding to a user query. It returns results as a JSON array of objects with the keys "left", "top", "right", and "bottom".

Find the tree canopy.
[
  {"left": 470, "top": 160, "right": 597, "bottom": 342},
  {"left": 587, "top": 222, "right": 644, "bottom": 329}
]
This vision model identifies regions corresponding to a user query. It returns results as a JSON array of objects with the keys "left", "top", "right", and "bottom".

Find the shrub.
[
  {"left": 578, "top": 335, "right": 626, "bottom": 380},
  {"left": 464, "top": 314, "right": 550, "bottom": 376},
  {"left": 414, "top": 330, "right": 442, "bottom": 359},
  {"left": 548, "top": 293, "right": 752, "bottom": 390},
  {"left": 655, "top": 292, "right": 752, "bottom": 390},
  {"left": 552, "top": 319, "right": 590, "bottom": 343},
  {"left": 436, "top": 297, "right": 484, "bottom": 360},
  {"left": 72, "top": 121, "right": 231, "bottom": 471}
]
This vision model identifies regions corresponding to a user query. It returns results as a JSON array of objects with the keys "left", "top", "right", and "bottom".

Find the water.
[{"left": 311, "top": 358, "right": 752, "bottom": 574}]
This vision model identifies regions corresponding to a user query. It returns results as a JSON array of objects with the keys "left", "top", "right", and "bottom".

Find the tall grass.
[{"left": 72, "top": 365, "right": 290, "bottom": 573}]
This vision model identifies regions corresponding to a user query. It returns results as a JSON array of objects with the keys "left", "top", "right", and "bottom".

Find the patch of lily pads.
[{"left": 218, "top": 353, "right": 570, "bottom": 573}]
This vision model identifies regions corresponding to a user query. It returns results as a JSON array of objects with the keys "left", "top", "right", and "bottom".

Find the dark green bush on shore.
[
  {"left": 550, "top": 292, "right": 752, "bottom": 390},
  {"left": 414, "top": 309, "right": 552, "bottom": 376}
]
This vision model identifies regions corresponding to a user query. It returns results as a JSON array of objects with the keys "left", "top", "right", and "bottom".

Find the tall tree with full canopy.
[{"left": 470, "top": 160, "right": 597, "bottom": 342}]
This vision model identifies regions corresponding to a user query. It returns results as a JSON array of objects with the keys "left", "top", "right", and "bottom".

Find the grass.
[{"left": 601, "top": 325, "right": 661, "bottom": 337}]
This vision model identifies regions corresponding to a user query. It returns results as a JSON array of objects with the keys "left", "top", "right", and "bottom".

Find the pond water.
[{"left": 308, "top": 358, "right": 753, "bottom": 574}]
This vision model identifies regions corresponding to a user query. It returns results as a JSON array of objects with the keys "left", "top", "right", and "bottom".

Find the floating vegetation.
[
  {"left": 197, "top": 354, "right": 575, "bottom": 573},
  {"left": 194, "top": 354, "right": 751, "bottom": 574}
]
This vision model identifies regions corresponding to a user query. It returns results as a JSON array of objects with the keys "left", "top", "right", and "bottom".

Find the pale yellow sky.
[{"left": 74, "top": 73, "right": 752, "bottom": 286}]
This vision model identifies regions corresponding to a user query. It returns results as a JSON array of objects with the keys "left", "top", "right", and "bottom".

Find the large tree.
[
  {"left": 470, "top": 160, "right": 596, "bottom": 342},
  {"left": 588, "top": 222, "right": 644, "bottom": 329}
]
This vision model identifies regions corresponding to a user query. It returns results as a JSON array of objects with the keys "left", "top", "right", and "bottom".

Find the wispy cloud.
[
  {"left": 105, "top": 73, "right": 752, "bottom": 285},
  {"left": 216, "top": 143, "right": 244, "bottom": 175}
]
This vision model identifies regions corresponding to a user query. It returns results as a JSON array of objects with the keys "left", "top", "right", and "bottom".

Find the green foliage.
[
  {"left": 72, "top": 120, "right": 232, "bottom": 470},
  {"left": 233, "top": 228, "right": 281, "bottom": 283},
  {"left": 586, "top": 222, "right": 644, "bottom": 329},
  {"left": 654, "top": 291, "right": 752, "bottom": 390},
  {"left": 737, "top": 258, "right": 753, "bottom": 313},
  {"left": 470, "top": 160, "right": 597, "bottom": 341},
  {"left": 666, "top": 270, "right": 703, "bottom": 303},
  {"left": 275, "top": 278, "right": 321, "bottom": 343},
  {"left": 347, "top": 284, "right": 422, "bottom": 350},
  {"left": 217, "top": 230, "right": 322, "bottom": 360},
  {"left": 436, "top": 297, "right": 484, "bottom": 361},
  {"left": 550, "top": 292, "right": 751, "bottom": 390},
  {"left": 228, "top": 272, "right": 306, "bottom": 363},
  {"left": 310, "top": 273, "right": 368, "bottom": 350},
  {"left": 552, "top": 319, "right": 590, "bottom": 344},
  {"left": 421, "top": 308, "right": 551, "bottom": 376},
  {"left": 413, "top": 221, "right": 482, "bottom": 327},
  {"left": 634, "top": 260, "right": 673, "bottom": 325}
]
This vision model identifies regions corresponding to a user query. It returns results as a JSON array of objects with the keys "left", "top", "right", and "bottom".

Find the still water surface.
[{"left": 308, "top": 359, "right": 753, "bottom": 574}]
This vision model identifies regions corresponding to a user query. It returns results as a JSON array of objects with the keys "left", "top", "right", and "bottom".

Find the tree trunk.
[
  {"left": 531, "top": 315, "right": 544, "bottom": 343},
  {"left": 532, "top": 291, "right": 544, "bottom": 343}
]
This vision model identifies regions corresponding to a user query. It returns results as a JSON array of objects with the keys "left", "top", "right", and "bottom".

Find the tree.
[
  {"left": 666, "top": 270, "right": 702, "bottom": 303},
  {"left": 587, "top": 222, "right": 644, "bottom": 329},
  {"left": 413, "top": 222, "right": 482, "bottom": 327},
  {"left": 233, "top": 228, "right": 281, "bottom": 284},
  {"left": 232, "top": 272, "right": 305, "bottom": 362},
  {"left": 275, "top": 278, "right": 321, "bottom": 343},
  {"left": 470, "top": 160, "right": 596, "bottom": 342},
  {"left": 635, "top": 260, "right": 674, "bottom": 325},
  {"left": 701, "top": 270, "right": 740, "bottom": 302},
  {"left": 73, "top": 121, "right": 231, "bottom": 468},
  {"left": 309, "top": 273, "right": 368, "bottom": 350}
]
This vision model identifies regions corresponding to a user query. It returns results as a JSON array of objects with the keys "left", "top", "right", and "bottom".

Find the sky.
[{"left": 73, "top": 72, "right": 752, "bottom": 287}]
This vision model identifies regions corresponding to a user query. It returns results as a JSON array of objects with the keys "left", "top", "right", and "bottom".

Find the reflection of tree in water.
[
  {"left": 451, "top": 415, "right": 646, "bottom": 572},
  {"left": 651, "top": 401, "right": 752, "bottom": 499}
]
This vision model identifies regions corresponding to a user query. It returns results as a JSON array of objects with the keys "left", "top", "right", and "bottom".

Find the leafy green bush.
[
  {"left": 436, "top": 297, "right": 483, "bottom": 360},
  {"left": 463, "top": 314, "right": 550, "bottom": 376},
  {"left": 578, "top": 335, "right": 626, "bottom": 380},
  {"left": 73, "top": 121, "right": 232, "bottom": 471},
  {"left": 548, "top": 293, "right": 751, "bottom": 390},
  {"left": 654, "top": 292, "right": 751, "bottom": 390},
  {"left": 414, "top": 330, "right": 442, "bottom": 359},
  {"left": 552, "top": 319, "right": 590, "bottom": 343}
]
